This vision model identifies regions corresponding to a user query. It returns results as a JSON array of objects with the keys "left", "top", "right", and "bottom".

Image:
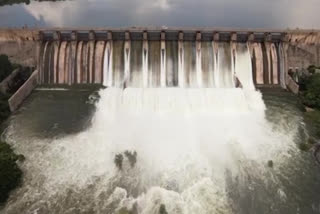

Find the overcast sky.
[{"left": 0, "top": 0, "right": 319, "bottom": 29}]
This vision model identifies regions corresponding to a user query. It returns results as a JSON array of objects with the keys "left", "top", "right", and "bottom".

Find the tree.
[
  {"left": 0, "top": 141, "right": 23, "bottom": 204},
  {"left": 301, "top": 74, "right": 320, "bottom": 109},
  {"left": 0, "top": 55, "right": 13, "bottom": 83}
]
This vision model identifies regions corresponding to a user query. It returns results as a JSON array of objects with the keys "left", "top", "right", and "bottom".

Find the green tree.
[
  {"left": 0, "top": 141, "right": 23, "bottom": 204},
  {"left": 301, "top": 74, "right": 320, "bottom": 109},
  {"left": 0, "top": 55, "right": 13, "bottom": 83}
]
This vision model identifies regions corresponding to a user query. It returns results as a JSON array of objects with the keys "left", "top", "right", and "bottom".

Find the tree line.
[{"left": 0, "top": 0, "right": 64, "bottom": 7}]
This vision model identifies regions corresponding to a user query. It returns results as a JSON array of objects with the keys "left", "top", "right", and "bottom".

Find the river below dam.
[{"left": 0, "top": 87, "right": 320, "bottom": 214}]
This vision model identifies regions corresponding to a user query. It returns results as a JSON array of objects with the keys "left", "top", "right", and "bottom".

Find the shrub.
[
  {"left": 0, "top": 93, "right": 10, "bottom": 124},
  {"left": 0, "top": 55, "right": 13, "bottom": 83},
  {"left": 308, "top": 65, "right": 317, "bottom": 74},
  {"left": 298, "top": 72, "right": 311, "bottom": 91},
  {"left": 298, "top": 143, "right": 312, "bottom": 152},
  {"left": 159, "top": 204, "right": 168, "bottom": 214},
  {"left": 0, "top": 141, "right": 23, "bottom": 204},
  {"left": 301, "top": 74, "right": 320, "bottom": 109}
]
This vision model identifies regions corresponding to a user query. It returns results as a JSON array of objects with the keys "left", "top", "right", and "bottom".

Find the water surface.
[{"left": 1, "top": 87, "right": 320, "bottom": 214}]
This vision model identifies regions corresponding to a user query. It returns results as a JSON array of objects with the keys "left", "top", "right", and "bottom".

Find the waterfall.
[
  {"left": 160, "top": 40, "right": 166, "bottom": 87},
  {"left": 41, "top": 41, "right": 49, "bottom": 84},
  {"left": 142, "top": 40, "right": 149, "bottom": 88},
  {"left": 40, "top": 38, "right": 286, "bottom": 89},
  {"left": 165, "top": 41, "right": 178, "bottom": 87},
  {"left": 196, "top": 40, "right": 202, "bottom": 87},
  {"left": 103, "top": 41, "right": 113, "bottom": 87},
  {"left": 58, "top": 41, "right": 67, "bottom": 84},
  {"left": 82, "top": 42, "right": 89, "bottom": 84},
  {"left": 94, "top": 41, "right": 105, "bottom": 84},
  {"left": 124, "top": 40, "right": 131, "bottom": 87},
  {"left": 279, "top": 43, "right": 287, "bottom": 89},
  {"left": 6, "top": 34, "right": 306, "bottom": 214},
  {"left": 270, "top": 43, "right": 278, "bottom": 84},
  {"left": 100, "top": 41, "right": 261, "bottom": 88},
  {"left": 76, "top": 41, "right": 83, "bottom": 84},
  {"left": 235, "top": 43, "right": 255, "bottom": 89},
  {"left": 178, "top": 40, "right": 185, "bottom": 87},
  {"left": 217, "top": 42, "right": 234, "bottom": 88},
  {"left": 113, "top": 41, "right": 124, "bottom": 87}
]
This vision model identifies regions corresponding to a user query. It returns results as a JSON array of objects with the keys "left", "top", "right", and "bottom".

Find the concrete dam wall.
[
  {"left": 37, "top": 29, "right": 291, "bottom": 88},
  {"left": 2, "top": 28, "right": 320, "bottom": 111},
  {"left": 2, "top": 28, "right": 320, "bottom": 89}
]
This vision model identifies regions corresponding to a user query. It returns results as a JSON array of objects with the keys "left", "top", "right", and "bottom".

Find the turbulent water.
[{"left": 2, "top": 44, "right": 320, "bottom": 214}]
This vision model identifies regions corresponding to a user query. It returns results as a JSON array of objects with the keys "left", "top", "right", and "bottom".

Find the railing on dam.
[
  {"left": 39, "top": 29, "right": 286, "bottom": 43},
  {"left": 37, "top": 29, "right": 288, "bottom": 88}
]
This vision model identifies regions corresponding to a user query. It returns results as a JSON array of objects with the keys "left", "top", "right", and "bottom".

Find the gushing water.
[{"left": 3, "top": 43, "right": 303, "bottom": 214}]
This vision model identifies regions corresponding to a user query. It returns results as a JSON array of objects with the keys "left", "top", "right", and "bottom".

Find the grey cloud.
[{"left": 0, "top": 0, "right": 320, "bottom": 28}]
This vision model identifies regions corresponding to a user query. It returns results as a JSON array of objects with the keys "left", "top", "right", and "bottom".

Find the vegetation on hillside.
[
  {"left": 0, "top": 55, "right": 24, "bottom": 206},
  {"left": 0, "top": 0, "right": 64, "bottom": 7},
  {"left": 300, "top": 73, "right": 320, "bottom": 109},
  {"left": 0, "top": 141, "right": 23, "bottom": 205},
  {"left": 0, "top": 55, "right": 13, "bottom": 124},
  {"left": 297, "top": 66, "right": 320, "bottom": 152},
  {"left": 297, "top": 65, "right": 320, "bottom": 110},
  {"left": 0, "top": 55, "right": 14, "bottom": 83},
  {"left": 0, "top": 54, "right": 33, "bottom": 96},
  {"left": 0, "top": 93, "right": 11, "bottom": 124}
]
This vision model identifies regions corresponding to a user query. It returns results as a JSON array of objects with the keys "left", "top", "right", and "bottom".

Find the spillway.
[
  {"left": 38, "top": 31, "right": 286, "bottom": 88},
  {"left": 4, "top": 31, "right": 317, "bottom": 214}
]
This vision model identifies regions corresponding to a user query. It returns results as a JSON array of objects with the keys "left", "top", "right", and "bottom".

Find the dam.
[
  {"left": 2, "top": 28, "right": 320, "bottom": 214},
  {"left": 2, "top": 0, "right": 320, "bottom": 212},
  {"left": 5, "top": 27, "right": 320, "bottom": 110},
  {"left": 36, "top": 28, "right": 290, "bottom": 88}
]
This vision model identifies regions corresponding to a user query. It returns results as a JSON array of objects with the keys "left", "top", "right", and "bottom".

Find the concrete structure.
[
  {"left": 0, "top": 68, "right": 21, "bottom": 94},
  {"left": 1, "top": 27, "right": 320, "bottom": 89},
  {"left": 8, "top": 70, "right": 38, "bottom": 112},
  {"left": 1, "top": 27, "right": 320, "bottom": 110},
  {"left": 27, "top": 28, "right": 320, "bottom": 89}
]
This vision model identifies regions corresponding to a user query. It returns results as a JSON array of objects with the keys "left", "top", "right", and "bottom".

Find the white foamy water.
[
  {"left": 3, "top": 87, "right": 300, "bottom": 214},
  {"left": 2, "top": 43, "right": 301, "bottom": 214}
]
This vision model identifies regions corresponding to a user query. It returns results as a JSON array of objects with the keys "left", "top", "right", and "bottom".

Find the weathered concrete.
[
  {"left": 0, "top": 68, "right": 21, "bottom": 94},
  {"left": 0, "top": 29, "right": 38, "bottom": 67},
  {"left": 1, "top": 28, "right": 320, "bottom": 97},
  {"left": 8, "top": 70, "right": 38, "bottom": 112},
  {"left": 0, "top": 41, "right": 37, "bottom": 67},
  {"left": 286, "top": 75, "right": 299, "bottom": 94},
  {"left": 0, "top": 29, "right": 38, "bottom": 42},
  {"left": 288, "top": 44, "right": 320, "bottom": 71}
]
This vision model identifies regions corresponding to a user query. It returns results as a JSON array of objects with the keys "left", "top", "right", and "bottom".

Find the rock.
[
  {"left": 159, "top": 204, "right": 168, "bottom": 214},
  {"left": 17, "top": 154, "right": 25, "bottom": 162},
  {"left": 313, "top": 143, "right": 320, "bottom": 165},
  {"left": 308, "top": 137, "right": 318, "bottom": 145},
  {"left": 305, "top": 106, "right": 315, "bottom": 112},
  {"left": 299, "top": 142, "right": 312, "bottom": 151},
  {"left": 267, "top": 160, "right": 273, "bottom": 168},
  {"left": 114, "top": 154, "right": 124, "bottom": 170},
  {"left": 124, "top": 150, "right": 137, "bottom": 168}
]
